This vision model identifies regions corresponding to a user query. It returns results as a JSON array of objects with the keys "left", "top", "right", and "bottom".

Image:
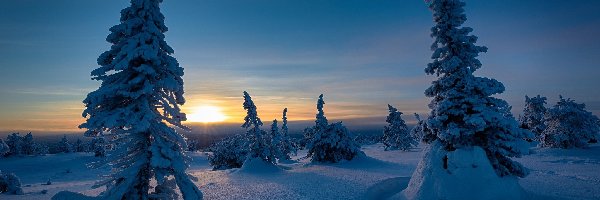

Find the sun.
[{"left": 186, "top": 106, "right": 227, "bottom": 123}]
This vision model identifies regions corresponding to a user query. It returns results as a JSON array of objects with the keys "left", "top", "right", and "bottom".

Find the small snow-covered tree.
[
  {"left": 277, "top": 108, "right": 297, "bottom": 160},
  {"left": 410, "top": 113, "right": 429, "bottom": 143},
  {"left": 382, "top": 105, "right": 417, "bottom": 151},
  {"left": 208, "top": 134, "right": 248, "bottom": 170},
  {"left": 0, "top": 139, "right": 9, "bottom": 157},
  {"left": 5, "top": 133, "right": 23, "bottom": 156},
  {"left": 22, "top": 132, "right": 36, "bottom": 155},
  {"left": 56, "top": 0, "right": 203, "bottom": 199},
  {"left": 305, "top": 94, "right": 361, "bottom": 163},
  {"left": 540, "top": 96, "right": 600, "bottom": 148},
  {"left": 519, "top": 95, "right": 548, "bottom": 139},
  {"left": 56, "top": 135, "right": 73, "bottom": 153},
  {"left": 74, "top": 138, "right": 87, "bottom": 152},
  {"left": 269, "top": 119, "right": 283, "bottom": 160},
  {"left": 242, "top": 91, "right": 276, "bottom": 164},
  {"left": 0, "top": 171, "right": 23, "bottom": 195},
  {"left": 419, "top": 0, "right": 531, "bottom": 178},
  {"left": 33, "top": 143, "right": 49, "bottom": 156}
]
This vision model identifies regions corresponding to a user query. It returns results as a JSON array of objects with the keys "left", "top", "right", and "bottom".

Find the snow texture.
[
  {"left": 382, "top": 105, "right": 417, "bottom": 151},
  {"left": 421, "top": 0, "right": 532, "bottom": 178},
  {"left": 2, "top": 144, "right": 600, "bottom": 199},
  {"left": 59, "top": 0, "right": 202, "bottom": 199},
  {"left": 304, "top": 94, "right": 361, "bottom": 163},
  {"left": 540, "top": 96, "right": 600, "bottom": 148}
]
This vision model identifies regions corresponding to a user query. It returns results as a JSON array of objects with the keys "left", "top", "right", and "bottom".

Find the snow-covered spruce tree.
[
  {"left": 0, "top": 139, "right": 9, "bottom": 157},
  {"left": 277, "top": 108, "right": 297, "bottom": 160},
  {"left": 403, "top": 1, "right": 532, "bottom": 198},
  {"left": 56, "top": 135, "right": 73, "bottom": 153},
  {"left": 5, "top": 133, "right": 23, "bottom": 156},
  {"left": 242, "top": 91, "right": 276, "bottom": 164},
  {"left": 410, "top": 113, "right": 429, "bottom": 143},
  {"left": 305, "top": 94, "right": 361, "bottom": 163},
  {"left": 421, "top": 0, "right": 530, "bottom": 177},
  {"left": 382, "top": 105, "right": 417, "bottom": 151},
  {"left": 54, "top": 0, "right": 203, "bottom": 199},
  {"left": 74, "top": 138, "right": 87, "bottom": 152},
  {"left": 519, "top": 95, "right": 548, "bottom": 140},
  {"left": 540, "top": 96, "right": 600, "bottom": 148},
  {"left": 208, "top": 133, "right": 248, "bottom": 170},
  {"left": 22, "top": 132, "right": 36, "bottom": 155},
  {"left": 269, "top": 119, "right": 283, "bottom": 160}
]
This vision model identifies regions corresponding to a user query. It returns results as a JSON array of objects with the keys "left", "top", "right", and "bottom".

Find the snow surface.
[{"left": 1, "top": 144, "right": 599, "bottom": 199}]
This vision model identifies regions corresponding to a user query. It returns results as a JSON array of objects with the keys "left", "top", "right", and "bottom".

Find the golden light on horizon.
[{"left": 186, "top": 105, "right": 227, "bottom": 123}]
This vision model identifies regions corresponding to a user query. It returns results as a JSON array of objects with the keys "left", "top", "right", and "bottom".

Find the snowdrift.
[{"left": 400, "top": 141, "right": 525, "bottom": 200}]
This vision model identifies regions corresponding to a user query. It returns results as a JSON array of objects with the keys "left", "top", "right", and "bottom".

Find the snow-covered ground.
[{"left": 0, "top": 144, "right": 599, "bottom": 199}]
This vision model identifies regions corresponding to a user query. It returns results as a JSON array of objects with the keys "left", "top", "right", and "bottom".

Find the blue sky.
[{"left": 0, "top": 0, "right": 599, "bottom": 133}]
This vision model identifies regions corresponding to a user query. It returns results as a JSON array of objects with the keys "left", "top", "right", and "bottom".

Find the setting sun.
[{"left": 186, "top": 106, "right": 227, "bottom": 123}]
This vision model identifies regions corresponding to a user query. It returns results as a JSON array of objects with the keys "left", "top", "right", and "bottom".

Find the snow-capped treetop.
[
  {"left": 316, "top": 94, "right": 328, "bottom": 130},
  {"left": 423, "top": 0, "right": 532, "bottom": 178},
  {"left": 385, "top": 105, "right": 404, "bottom": 125},
  {"left": 242, "top": 91, "right": 263, "bottom": 129},
  {"left": 519, "top": 95, "right": 548, "bottom": 136},
  {"left": 271, "top": 120, "right": 280, "bottom": 136},
  {"left": 282, "top": 108, "right": 289, "bottom": 135}
]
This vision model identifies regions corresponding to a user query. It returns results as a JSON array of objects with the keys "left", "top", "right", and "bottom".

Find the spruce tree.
[
  {"left": 57, "top": 135, "right": 73, "bottom": 153},
  {"left": 269, "top": 119, "right": 283, "bottom": 160},
  {"left": 5, "top": 133, "right": 23, "bottom": 156},
  {"left": 305, "top": 94, "right": 360, "bottom": 163},
  {"left": 208, "top": 134, "right": 248, "bottom": 170},
  {"left": 22, "top": 132, "right": 36, "bottom": 155},
  {"left": 0, "top": 139, "right": 9, "bottom": 157},
  {"left": 540, "top": 96, "right": 600, "bottom": 148},
  {"left": 242, "top": 91, "right": 276, "bottom": 164},
  {"left": 519, "top": 95, "right": 548, "bottom": 140},
  {"left": 60, "top": 0, "right": 203, "bottom": 199},
  {"left": 278, "top": 108, "right": 296, "bottom": 160},
  {"left": 421, "top": 0, "right": 531, "bottom": 177},
  {"left": 382, "top": 105, "right": 417, "bottom": 151}
]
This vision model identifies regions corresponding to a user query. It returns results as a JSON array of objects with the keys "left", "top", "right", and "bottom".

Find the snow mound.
[
  {"left": 363, "top": 177, "right": 410, "bottom": 200},
  {"left": 400, "top": 141, "right": 525, "bottom": 200},
  {"left": 237, "top": 158, "right": 283, "bottom": 174}
]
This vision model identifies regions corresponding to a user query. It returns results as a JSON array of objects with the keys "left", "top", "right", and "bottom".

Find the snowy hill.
[{"left": 1, "top": 144, "right": 599, "bottom": 199}]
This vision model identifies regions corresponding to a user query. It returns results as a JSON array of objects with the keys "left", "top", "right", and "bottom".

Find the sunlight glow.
[{"left": 186, "top": 106, "right": 227, "bottom": 123}]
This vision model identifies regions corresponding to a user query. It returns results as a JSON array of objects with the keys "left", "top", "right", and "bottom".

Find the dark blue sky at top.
[{"left": 0, "top": 0, "right": 599, "bottom": 132}]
